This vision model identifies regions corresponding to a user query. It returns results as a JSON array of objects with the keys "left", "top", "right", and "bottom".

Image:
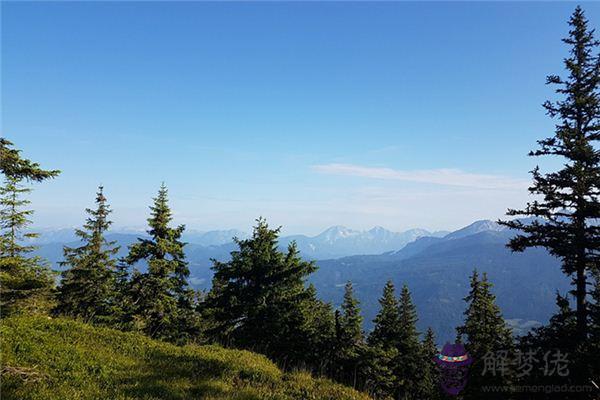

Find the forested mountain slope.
[{"left": 311, "top": 226, "right": 569, "bottom": 342}]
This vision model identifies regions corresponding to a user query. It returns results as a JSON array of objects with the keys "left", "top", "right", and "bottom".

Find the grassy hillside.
[{"left": 1, "top": 316, "right": 370, "bottom": 400}]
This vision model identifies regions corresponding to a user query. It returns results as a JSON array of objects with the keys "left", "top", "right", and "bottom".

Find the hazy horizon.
[{"left": 30, "top": 221, "right": 456, "bottom": 238}]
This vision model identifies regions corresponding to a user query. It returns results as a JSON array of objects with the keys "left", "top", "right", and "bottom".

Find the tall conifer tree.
[
  {"left": 0, "top": 139, "right": 59, "bottom": 316},
  {"left": 339, "top": 282, "right": 364, "bottom": 346},
  {"left": 125, "top": 184, "right": 197, "bottom": 342},
  {"left": 395, "top": 284, "right": 422, "bottom": 400},
  {"left": 368, "top": 280, "right": 401, "bottom": 348},
  {"left": 420, "top": 327, "right": 441, "bottom": 400},
  {"left": 205, "top": 218, "right": 319, "bottom": 365},
  {"left": 334, "top": 281, "right": 365, "bottom": 388},
  {"left": 56, "top": 186, "right": 120, "bottom": 323},
  {"left": 500, "top": 6, "right": 600, "bottom": 344},
  {"left": 365, "top": 281, "right": 401, "bottom": 399},
  {"left": 456, "top": 270, "right": 514, "bottom": 399}
]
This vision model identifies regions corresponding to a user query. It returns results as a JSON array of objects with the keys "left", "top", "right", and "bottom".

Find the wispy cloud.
[{"left": 311, "top": 163, "right": 529, "bottom": 190}]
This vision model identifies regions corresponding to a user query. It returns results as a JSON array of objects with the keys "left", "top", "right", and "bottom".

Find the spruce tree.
[
  {"left": 0, "top": 177, "right": 55, "bottom": 315},
  {"left": 205, "top": 218, "right": 319, "bottom": 366},
  {"left": 0, "top": 139, "right": 59, "bottom": 316},
  {"left": 420, "top": 327, "right": 441, "bottom": 400},
  {"left": 456, "top": 270, "right": 514, "bottom": 399},
  {"left": 0, "top": 177, "right": 37, "bottom": 259},
  {"left": 395, "top": 284, "right": 422, "bottom": 400},
  {"left": 368, "top": 280, "right": 401, "bottom": 348},
  {"left": 398, "top": 285, "right": 419, "bottom": 347},
  {"left": 365, "top": 281, "right": 401, "bottom": 399},
  {"left": 125, "top": 184, "right": 198, "bottom": 342},
  {"left": 499, "top": 6, "right": 600, "bottom": 344},
  {"left": 339, "top": 281, "right": 364, "bottom": 346},
  {"left": 333, "top": 281, "right": 366, "bottom": 388},
  {"left": 56, "top": 186, "right": 120, "bottom": 324}
]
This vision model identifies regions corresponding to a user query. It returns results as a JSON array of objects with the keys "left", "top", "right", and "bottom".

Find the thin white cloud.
[{"left": 311, "top": 163, "right": 529, "bottom": 190}]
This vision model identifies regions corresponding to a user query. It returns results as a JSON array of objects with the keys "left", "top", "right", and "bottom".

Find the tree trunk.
[
  {"left": 574, "top": 209, "right": 588, "bottom": 343},
  {"left": 575, "top": 265, "right": 588, "bottom": 342}
]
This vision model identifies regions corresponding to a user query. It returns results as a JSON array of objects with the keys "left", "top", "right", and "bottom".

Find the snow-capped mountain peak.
[
  {"left": 317, "top": 226, "right": 360, "bottom": 242},
  {"left": 444, "top": 220, "right": 507, "bottom": 240}
]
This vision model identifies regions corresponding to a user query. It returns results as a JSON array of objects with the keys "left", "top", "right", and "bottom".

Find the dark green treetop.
[
  {"left": 56, "top": 186, "right": 120, "bottom": 323},
  {"left": 332, "top": 281, "right": 366, "bottom": 390},
  {"left": 456, "top": 270, "right": 514, "bottom": 400},
  {"left": 364, "top": 281, "right": 401, "bottom": 399},
  {"left": 368, "top": 280, "right": 401, "bottom": 349},
  {"left": 206, "top": 217, "right": 318, "bottom": 364},
  {"left": 398, "top": 284, "right": 420, "bottom": 350},
  {"left": 395, "top": 284, "right": 422, "bottom": 400},
  {"left": 125, "top": 184, "right": 196, "bottom": 342},
  {"left": 420, "top": 327, "right": 441, "bottom": 400},
  {"left": 339, "top": 281, "right": 364, "bottom": 347}
]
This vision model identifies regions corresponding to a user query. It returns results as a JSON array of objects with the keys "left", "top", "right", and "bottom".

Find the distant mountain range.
[
  {"left": 310, "top": 220, "right": 568, "bottom": 343},
  {"left": 30, "top": 220, "right": 568, "bottom": 343},
  {"left": 32, "top": 225, "right": 446, "bottom": 289},
  {"left": 281, "top": 226, "right": 448, "bottom": 259},
  {"left": 183, "top": 229, "right": 248, "bottom": 246},
  {"left": 30, "top": 225, "right": 448, "bottom": 266}
]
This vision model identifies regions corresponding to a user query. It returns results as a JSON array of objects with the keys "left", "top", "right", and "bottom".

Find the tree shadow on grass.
[{"left": 114, "top": 348, "right": 238, "bottom": 400}]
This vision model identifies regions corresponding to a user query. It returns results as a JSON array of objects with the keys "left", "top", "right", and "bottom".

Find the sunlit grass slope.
[{"left": 1, "top": 316, "right": 370, "bottom": 400}]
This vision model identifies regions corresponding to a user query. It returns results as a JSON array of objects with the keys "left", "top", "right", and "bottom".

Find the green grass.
[{"left": 1, "top": 316, "right": 370, "bottom": 400}]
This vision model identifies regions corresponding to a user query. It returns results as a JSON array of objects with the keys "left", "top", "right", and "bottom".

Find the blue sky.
[{"left": 2, "top": 2, "right": 599, "bottom": 235}]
